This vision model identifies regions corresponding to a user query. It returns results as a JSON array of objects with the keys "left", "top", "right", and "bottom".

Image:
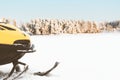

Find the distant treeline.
[{"left": 1, "top": 18, "right": 120, "bottom": 35}]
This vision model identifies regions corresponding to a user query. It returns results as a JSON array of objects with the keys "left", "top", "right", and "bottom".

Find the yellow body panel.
[{"left": 0, "top": 23, "right": 30, "bottom": 45}]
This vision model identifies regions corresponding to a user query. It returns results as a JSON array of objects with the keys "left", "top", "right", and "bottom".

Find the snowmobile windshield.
[
  {"left": 0, "top": 27, "right": 5, "bottom": 30},
  {"left": 0, "top": 25, "right": 16, "bottom": 31}
]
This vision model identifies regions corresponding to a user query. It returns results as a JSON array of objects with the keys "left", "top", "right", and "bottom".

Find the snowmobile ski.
[
  {"left": 11, "top": 65, "right": 28, "bottom": 80},
  {"left": 3, "top": 63, "right": 28, "bottom": 80},
  {"left": 34, "top": 62, "right": 59, "bottom": 76}
]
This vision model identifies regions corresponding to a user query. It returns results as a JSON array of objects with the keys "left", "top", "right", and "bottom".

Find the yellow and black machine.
[
  {"left": 0, "top": 22, "right": 59, "bottom": 80},
  {"left": 0, "top": 22, "right": 35, "bottom": 80}
]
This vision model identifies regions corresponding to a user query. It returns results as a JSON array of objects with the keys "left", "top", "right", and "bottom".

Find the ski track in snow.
[{"left": 0, "top": 33, "right": 120, "bottom": 80}]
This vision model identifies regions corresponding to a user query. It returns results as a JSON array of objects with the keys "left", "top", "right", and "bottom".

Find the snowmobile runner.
[{"left": 0, "top": 22, "right": 59, "bottom": 80}]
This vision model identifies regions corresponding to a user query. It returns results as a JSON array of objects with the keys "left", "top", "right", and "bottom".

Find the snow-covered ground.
[{"left": 1, "top": 33, "right": 120, "bottom": 80}]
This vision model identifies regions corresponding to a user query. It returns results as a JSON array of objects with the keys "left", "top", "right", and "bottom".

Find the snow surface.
[{"left": 1, "top": 33, "right": 120, "bottom": 80}]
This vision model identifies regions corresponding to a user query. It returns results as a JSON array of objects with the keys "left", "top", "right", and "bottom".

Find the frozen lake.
[{"left": 0, "top": 33, "right": 120, "bottom": 80}]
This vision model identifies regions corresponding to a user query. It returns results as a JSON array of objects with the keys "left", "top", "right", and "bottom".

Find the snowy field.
[{"left": 1, "top": 33, "right": 120, "bottom": 80}]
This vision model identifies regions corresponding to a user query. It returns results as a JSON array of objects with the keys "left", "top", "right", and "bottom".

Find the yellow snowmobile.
[
  {"left": 0, "top": 22, "right": 35, "bottom": 80},
  {"left": 0, "top": 22, "right": 59, "bottom": 80}
]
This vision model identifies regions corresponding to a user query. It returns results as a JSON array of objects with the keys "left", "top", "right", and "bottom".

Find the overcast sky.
[{"left": 0, "top": 0, "right": 120, "bottom": 22}]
